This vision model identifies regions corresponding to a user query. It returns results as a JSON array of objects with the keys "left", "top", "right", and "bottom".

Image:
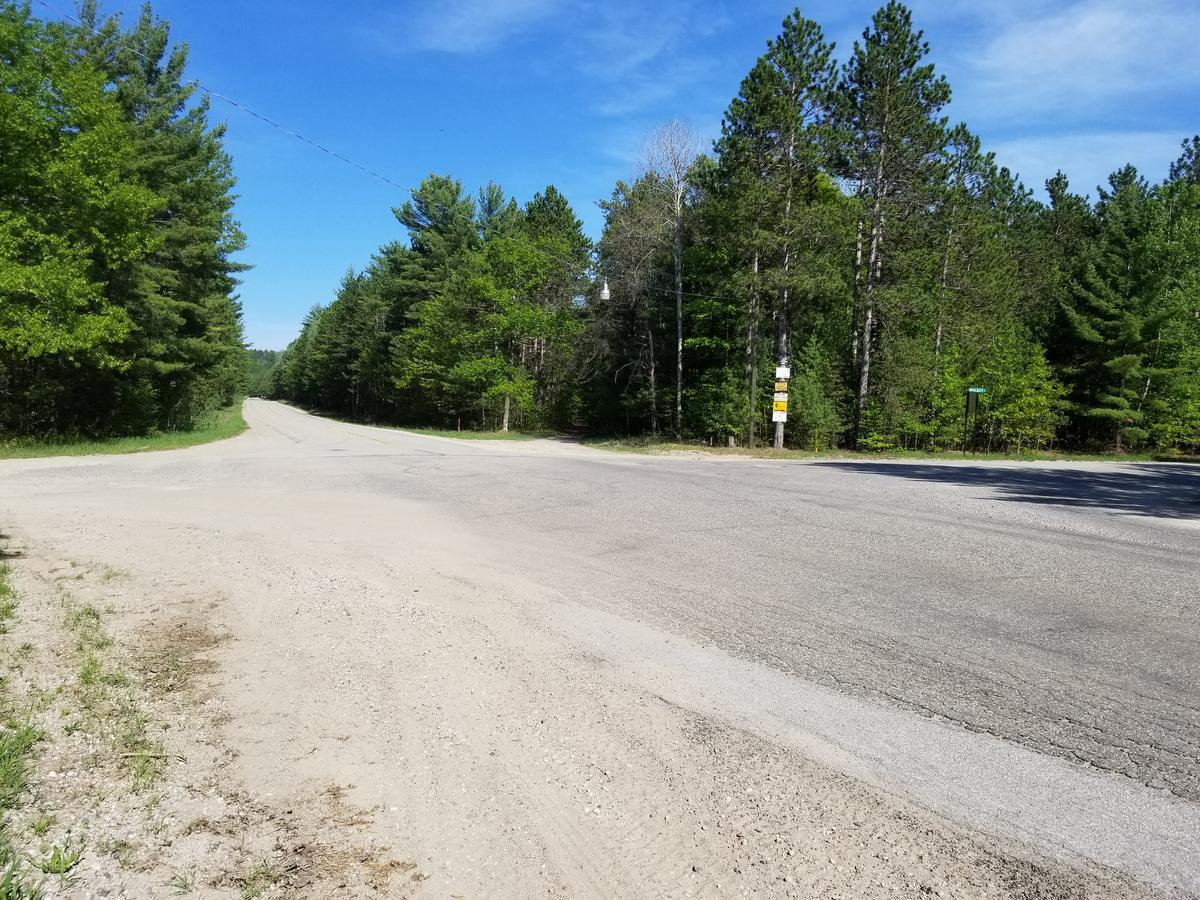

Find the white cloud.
[
  {"left": 989, "top": 130, "right": 1183, "bottom": 197},
  {"left": 367, "top": 0, "right": 725, "bottom": 118},
  {"left": 961, "top": 0, "right": 1200, "bottom": 122},
  {"left": 567, "top": 1, "right": 726, "bottom": 118},
  {"left": 372, "top": 0, "right": 563, "bottom": 54}
]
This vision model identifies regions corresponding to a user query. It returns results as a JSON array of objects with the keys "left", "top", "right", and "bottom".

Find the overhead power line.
[
  {"left": 34, "top": 0, "right": 411, "bottom": 193},
  {"left": 32, "top": 0, "right": 751, "bottom": 306}
]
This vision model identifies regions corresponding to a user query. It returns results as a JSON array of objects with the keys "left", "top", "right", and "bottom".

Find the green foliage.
[
  {"left": 245, "top": 349, "right": 281, "bottom": 397},
  {"left": 33, "top": 843, "right": 81, "bottom": 877},
  {"left": 786, "top": 337, "right": 843, "bottom": 450},
  {"left": 273, "top": 177, "right": 589, "bottom": 431},
  {"left": 0, "top": 2, "right": 246, "bottom": 439},
  {"left": 273, "top": 3, "right": 1198, "bottom": 456},
  {"left": 976, "top": 330, "right": 1064, "bottom": 452}
]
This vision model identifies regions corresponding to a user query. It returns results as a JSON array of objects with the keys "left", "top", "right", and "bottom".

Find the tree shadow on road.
[{"left": 813, "top": 462, "right": 1200, "bottom": 519}]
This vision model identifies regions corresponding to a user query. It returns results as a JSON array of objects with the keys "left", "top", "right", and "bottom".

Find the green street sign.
[{"left": 967, "top": 386, "right": 987, "bottom": 394}]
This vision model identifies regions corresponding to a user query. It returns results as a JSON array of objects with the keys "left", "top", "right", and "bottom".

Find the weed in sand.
[
  {"left": 0, "top": 721, "right": 40, "bottom": 811},
  {"left": 35, "top": 840, "right": 83, "bottom": 884},
  {"left": 96, "top": 837, "right": 135, "bottom": 869},
  {"left": 26, "top": 816, "right": 53, "bottom": 839},
  {"left": 77, "top": 653, "right": 102, "bottom": 689},
  {"left": 0, "top": 564, "right": 44, "bottom": 900},
  {"left": 0, "top": 564, "right": 15, "bottom": 635},
  {"left": 118, "top": 705, "right": 166, "bottom": 790},
  {"left": 64, "top": 600, "right": 169, "bottom": 790},
  {"left": 169, "top": 868, "right": 197, "bottom": 894},
  {"left": 99, "top": 567, "right": 124, "bottom": 584},
  {"left": 241, "top": 858, "right": 283, "bottom": 899}
]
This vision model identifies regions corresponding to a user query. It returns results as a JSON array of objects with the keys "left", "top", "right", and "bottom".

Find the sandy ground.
[{"left": 1, "top": 399, "right": 1197, "bottom": 898}]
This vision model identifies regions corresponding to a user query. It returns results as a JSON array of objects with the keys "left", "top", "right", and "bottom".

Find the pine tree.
[
  {"left": 1061, "top": 167, "right": 1164, "bottom": 450},
  {"left": 1169, "top": 136, "right": 1199, "bottom": 185},
  {"left": 835, "top": 1, "right": 951, "bottom": 444},
  {"left": 73, "top": 1, "right": 248, "bottom": 431},
  {"left": 713, "top": 10, "right": 844, "bottom": 447}
]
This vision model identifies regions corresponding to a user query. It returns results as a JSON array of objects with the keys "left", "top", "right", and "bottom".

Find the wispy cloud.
[
  {"left": 369, "top": 0, "right": 563, "bottom": 54},
  {"left": 364, "top": 0, "right": 726, "bottom": 121},
  {"left": 569, "top": 1, "right": 727, "bottom": 119},
  {"left": 959, "top": 0, "right": 1200, "bottom": 123}
]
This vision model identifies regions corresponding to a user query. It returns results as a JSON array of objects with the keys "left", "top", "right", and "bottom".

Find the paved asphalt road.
[{"left": 2, "top": 399, "right": 1197, "bottom": 896}]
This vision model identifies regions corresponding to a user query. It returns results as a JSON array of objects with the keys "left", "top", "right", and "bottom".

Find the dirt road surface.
[{"left": 2, "top": 399, "right": 1197, "bottom": 898}]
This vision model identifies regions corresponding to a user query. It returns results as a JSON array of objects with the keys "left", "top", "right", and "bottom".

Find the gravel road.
[{"left": 2, "top": 398, "right": 1197, "bottom": 898}]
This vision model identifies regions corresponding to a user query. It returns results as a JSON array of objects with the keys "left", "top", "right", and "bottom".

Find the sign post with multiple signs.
[{"left": 773, "top": 365, "right": 790, "bottom": 449}]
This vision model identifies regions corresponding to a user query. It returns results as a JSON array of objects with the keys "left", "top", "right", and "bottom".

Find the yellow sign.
[
  {"left": 774, "top": 381, "right": 788, "bottom": 391},
  {"left": 773, "top": 400, "right": 788, "bottom": 412}
]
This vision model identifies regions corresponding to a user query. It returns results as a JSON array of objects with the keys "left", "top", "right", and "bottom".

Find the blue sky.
[{"left": 42, "top": 0, "right": 1200, "bottom": 348}]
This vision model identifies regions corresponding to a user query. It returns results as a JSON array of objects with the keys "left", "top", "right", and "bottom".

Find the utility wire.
[
  {"left": 33, "top": 0, "right": 750, "bottom": 307},
  {"left": 34, "top": 0, "right": 411, "bottom": 192}
]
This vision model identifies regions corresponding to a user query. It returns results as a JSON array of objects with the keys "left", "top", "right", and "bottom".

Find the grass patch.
[
  {"left": 0, "top": 562, "right": 45, "bottom": 899},
  {"left": 582, "top": 436, "right": 1163, "bottom": 463},
  {"left": 62, "top": 598, "right": 166, "bottom": 789},
  {"left": 286, "top": 401, "right": 552, "bottom": 441},
  {"left": 34, "top": 840, "right": 82, "bottom": 878},
  {"left": 27, "top": 816, "right": 53, "bottom": 839},
  {"left": 240, "top": 858, "right": 283, "bottom": 899},
  {"left": 0, "top": 403, "right": 247, "bottom": 460},
  {"left": 168, "top": 868, "right": 196, "bottom": 894},
  {"left": 0, "top": 564, "right": 15, "bottom": 635},
  {"left": 400, "top": 426, "right": 550, "bottom": 441},
  {"left": 0, "top": 722, "right": 39, "bottom": 813}
]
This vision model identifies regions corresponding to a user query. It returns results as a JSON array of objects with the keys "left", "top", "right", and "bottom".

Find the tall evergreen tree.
[
  {"left": 73, "top": 1, "right": 248, "bottom": 431},
  {"left": 1060, "top": 166, "right": 1167, "bottom": 450},
  {"left": 712, "top": 11, "right": 844, "bottom": 447},
  {"left": 835, "top": 1, "right": 950, "bottom": 444}
]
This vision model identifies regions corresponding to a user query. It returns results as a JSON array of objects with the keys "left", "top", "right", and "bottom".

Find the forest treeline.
[
  {"left": 0, "top": 2, "right": 246, "bottom": 437},
  {"left": 273, "top": 3, "right": 1200, "bottom": 453}
]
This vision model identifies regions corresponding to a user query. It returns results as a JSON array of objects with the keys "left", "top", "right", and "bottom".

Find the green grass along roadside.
[
  {"left": 399, "top": 426, "right": 548, "bottom": 441},
  {"left": 0, "top": 403, "right": 247, "bottom": 461},
  {"left": 280, "top": 402, "right": 1193, "bottom": 459},
  {"left": 286, "top": 402, "right": 549, "bottom": 441},
  {"left": 582, "top": 436, "right": 1196, "bottom": 464}
]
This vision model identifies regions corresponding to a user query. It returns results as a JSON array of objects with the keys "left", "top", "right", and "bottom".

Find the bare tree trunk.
[
  {"left": 851, "top": 211, "right": 865, "bottom": 369},
  {"left": 745, "top": 249, "right": 760, "bottom": 447},
  {"left": 502, "top": 394, "right": 510, "bottom": 432},
  {"left": 933, "top": 222, "right": 954, "bottom": 382},
  {"left": 1138, "top": 327, "right": 1161, "bottom": 411},
  {"left": 854, "top": 196, "right": 885, "bottom": 443},
  {"left": 643, "top": 119, "right": 698, "bottom": 441},
  {"left": 647, "top": 325, "right": 659, "bottom": 437},
  {"left": 674, "top": 227, "right": 684, "bottom": 438}
]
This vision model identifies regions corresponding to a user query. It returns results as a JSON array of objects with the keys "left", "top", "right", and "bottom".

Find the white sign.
[
  {"left": 775, "top": 366, "right": 791, "bottom": 380},
  {"left": 772, "top": 410, "right": 788, "bottom": 423},
  {"left": 773, "top": 392, "right": 788, "bottom": 403}
]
